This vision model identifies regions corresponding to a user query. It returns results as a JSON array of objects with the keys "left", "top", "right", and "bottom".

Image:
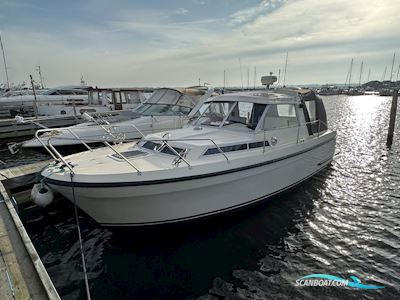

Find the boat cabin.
[
  {"left": 138, "top": 89, "right": 328, "bottom": 162},
  {"left": 191, "top": 89, "right": 327, "bottom": 135},
  {"left": 86, "top": 87, "right": 146, "bottom": 110},
  {"left": 135, "top": 88, "right": 207, "bottom": 116}
]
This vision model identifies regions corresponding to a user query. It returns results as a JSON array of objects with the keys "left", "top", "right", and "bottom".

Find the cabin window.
[
  {"left": 58, "top": 90, "right": 75, "bottom": 95},
  {"left": 160, "top": 145, "right": 185, "bottom": 155},
  {"left": 141, "top": 141, "right": 185, "bottom": 156},
  {"left": 74, "top": 90, "right": 88, "bottom": 95},
  {"left": 204, "top": 143, "right": 247, "bottom": 155},
  {"left": 136, "top": 104, "right": 191, "bottom": 116},
  {"left": 305, "top": 101, "right": 316, "bottom": 122},
  {"left": 89, "top": 91, "right": 100, "bottom": 105},
  {"left": 247, "top": 103, "right": 267, "bottom": 129},
  {"left": 193, "top": 101, "right": 234, "bottom": 126},
  {"left": 142, "top": 141, "right": 160, "bottom": 150},
  {"left": 120, "top": 92, "right": 128, "bottom": 104},
  {"left": 263, "top": 104, "right": 298, "bottom": 130},
  {"left": 114, "top": 92, "right": 121, "bottom": 103},
  {"left": 193, "top": 101, "right": 267, "bottom": 129},
  {"left": 249, "top": 141, "right": 269, "bottom": 148},
  {"left": 125, "top": 91, "right": 140, "bottom": 104},
  {"left": 303, "top": 97, "right": 328, "bottom": 134}
]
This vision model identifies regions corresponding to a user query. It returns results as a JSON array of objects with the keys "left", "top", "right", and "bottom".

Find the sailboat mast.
[
  {"left": 367, "top": 68, "right": 371, "bottom": 82},
  {"left": 358, "top": 61, "right": 363, "bottom": 86},
  {"left": 382, "top": 66, "right": 387, "bottom": 81},
  {"left": 239, "top": 58, "right": 243, "bottom": 90},
  {"left": 247, "top": 67, "right": 250, "bottom": 89},
  {"left": 278, "top": 69, "right": 281, "bottom": 86},
  {"left": 389, "top": 52, "right": 395, "bottom": 81},
  {"left": 396, "top": 64, "right": 400, "bottom": 81},
  {"left": 36, "top": 65, "right": 44, "bottom": 89},
  {"left": 253, "top": 66, "right": 256, "bottom": 89},
  {"left": 348, "top": 58, "right": 353, "bottom": 88},
  {"left": 283, "top": 52, "right": 288, "bottom": 87},
  {"left": 223, "top": 70, "right": 226, "bottom": 89},
  {"left": 0, "top": 32, "right": 10, "bottom": 89}
]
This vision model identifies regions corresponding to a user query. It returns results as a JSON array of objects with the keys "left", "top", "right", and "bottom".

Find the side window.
[
  {"left": 305, "top": 101, "right": 316, "bottom": 122},
  {"left": 58, "top": 90, "right": 75, "bottom": 95},
  {"left": 263, "top": 104, "right": 298, "bottom": 130}
]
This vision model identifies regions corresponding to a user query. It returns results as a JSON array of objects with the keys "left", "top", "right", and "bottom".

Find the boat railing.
[
  {"left": 35, "top": 128, "right": 142, "bottom": 175},
  {"left": 35, "top": 127, "right": 230, "bottom": 175},
  {"left": 35, "top": 118, "right": 329, "bottom": 175}
]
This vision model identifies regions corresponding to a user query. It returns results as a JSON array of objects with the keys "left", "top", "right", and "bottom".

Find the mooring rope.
[{"left": 70, "top": 173, "right": 92, "bottom": 300}]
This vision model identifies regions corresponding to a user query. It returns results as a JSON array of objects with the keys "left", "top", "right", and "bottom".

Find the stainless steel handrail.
[
  {"left": 103, "top": 141, "right": 141, "bottom": 175},
  {"left": 162, "top": 141, "right": 192, "bottom": 168},
  {"left": 210, "top": 139, "right": 229, "bottom": 162},
  {"left": 35, "top": 128, "right": 142, "bottom": 175},
  {"left": 66, "top": 128, "right": 93, "bottom": 152}
]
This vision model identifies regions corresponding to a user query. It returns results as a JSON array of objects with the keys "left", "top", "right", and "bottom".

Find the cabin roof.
[{"left": 206, "top": 88, "right": 315, "bottom": 104}]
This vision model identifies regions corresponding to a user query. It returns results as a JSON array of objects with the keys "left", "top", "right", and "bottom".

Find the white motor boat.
[
  {"left": 0, "top": 86, "right": 146, "bottom": 118},
  {"left": 0, "top": 87, "right": 88, "bottom": 117},
  {"left": 23, "top": 87, "right": 214, "bottom": 148},
  {"left": 39, "top": 89, "right": 336, "bottom": 226},
  {"left": 36, "top": 87, "right": 146, "bottom": 116}
]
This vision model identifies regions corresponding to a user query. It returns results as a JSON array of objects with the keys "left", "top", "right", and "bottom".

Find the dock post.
[{"left": 386, "top": 89, "right": 399, "bottom": 148}]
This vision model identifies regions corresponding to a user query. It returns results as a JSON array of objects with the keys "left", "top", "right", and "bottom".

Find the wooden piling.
[{"left": 386, "top": 89, "right": 399, "bottom": 148}]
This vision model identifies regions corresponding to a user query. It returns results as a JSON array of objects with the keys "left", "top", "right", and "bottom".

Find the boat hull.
[{"left": 47, "top": 135, "right": 336, "bottom": 226}]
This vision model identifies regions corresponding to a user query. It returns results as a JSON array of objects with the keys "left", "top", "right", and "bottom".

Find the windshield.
[
  {"left": 135, "top": 104, "right": 192, "bottom": 116},
  {"left": 191, "top": 101, "right": 266, "bottom": 128}
]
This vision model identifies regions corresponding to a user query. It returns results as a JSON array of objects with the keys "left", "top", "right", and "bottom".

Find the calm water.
[{"left": 14, "top": 95, "right": 400, "bottom": 299}]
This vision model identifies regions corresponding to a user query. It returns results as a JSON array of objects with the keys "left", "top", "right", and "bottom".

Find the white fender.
[{"left": 31, "top": 183, "right": 54, "bottom": 207}]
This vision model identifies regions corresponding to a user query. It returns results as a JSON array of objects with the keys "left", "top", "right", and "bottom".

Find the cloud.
[
  {"left": 230, "top": 0, "right": 286, "bottom": 25},
  {"left": 175, "top": 7, "right": 189, "bottom": 15},
  {"left": 192, "top": 0, "right": 207, "bottom": 5},
  {"left": 1, "top": 0, "right": 400, "bottom": 87}
]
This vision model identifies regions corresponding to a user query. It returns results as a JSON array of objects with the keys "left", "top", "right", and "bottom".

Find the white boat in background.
[
  {"left": 37, "top": 87, "right": 146, "bottom": 116},
  {"left": 0, "top": 86, "right": 146, "bottom": 118},
  {"left": 38, "top": 88, "right": 336, "bottom": 226},
  {"left": 22, "top": 86, "right": 214, "bottom": 148},
  {"left": 316, "top": 85, "right": 342, "bottom": 95},
  {"left": 0, "top": 87, "right": 89, "bottom": 118}
]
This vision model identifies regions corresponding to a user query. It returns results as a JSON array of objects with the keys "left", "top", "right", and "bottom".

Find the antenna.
[
  {"left": 239, "top": 58, "right": 243, "bottom": 90},
  {"left": 389, "top": 52, "right": 396, "bottom": 81},
  {"left": 358, "top": 61, "right": 363, "bottom": 86},
  {"left": 283, "top": 52, "right": 288, "bottom": 87},
  {"left": 0, "top": 32, "right": 10, "bottom": 89}
]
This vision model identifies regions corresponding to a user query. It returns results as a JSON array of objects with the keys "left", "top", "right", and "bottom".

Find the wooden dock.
[{"left": 0, "top": 179, "right": 60, "bottom": 299}]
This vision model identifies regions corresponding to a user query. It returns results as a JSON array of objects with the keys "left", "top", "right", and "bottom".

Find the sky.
[{"left": 0, "top": 0, "right": 400, "bottom": 88}]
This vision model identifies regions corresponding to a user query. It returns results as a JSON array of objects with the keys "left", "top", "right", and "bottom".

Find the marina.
[
  {"left": 1, "top": 0, "right": 400, "bottom": 299},
  {"left": 0, "top": 93, "right": 399, "bottom": 299}
]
